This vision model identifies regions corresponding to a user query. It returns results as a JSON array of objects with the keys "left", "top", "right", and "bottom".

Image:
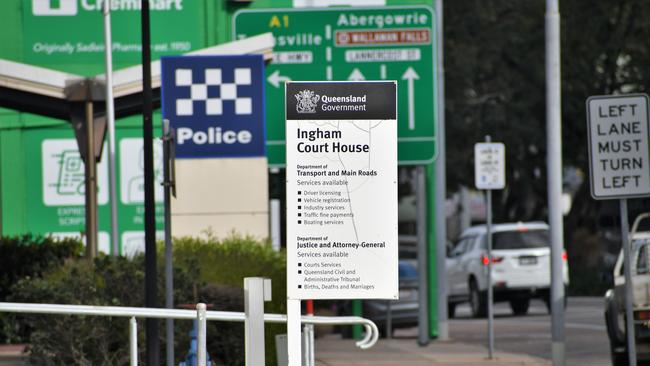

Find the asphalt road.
[{"left": 448, "top": 297, "right": 610, "bottom": 366}]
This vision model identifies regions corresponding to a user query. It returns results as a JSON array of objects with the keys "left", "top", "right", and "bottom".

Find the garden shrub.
[
  {"left": 8, "top": 256, "right": 145, "bottom": 365},
  {"left": 4, "top": 234, "right": 286, "bottom": 366},
  {"left": 172, "top": 235, "right": 287, "bottom": 365},
  {"left": 0, "top": 235, "right": 83, "bottom": 343},
  {"left": 0, "top": 235, "right": 83, "bottom": 301}
]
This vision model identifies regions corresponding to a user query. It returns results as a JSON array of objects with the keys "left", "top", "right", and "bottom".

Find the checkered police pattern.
[{"left": 174, "top": 68, "right": 253, "bottom": 116}]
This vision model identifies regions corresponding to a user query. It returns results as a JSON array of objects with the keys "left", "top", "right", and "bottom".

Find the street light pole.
[
  {"left": 102, "top": 0, "right": 119, "bottom": 257},
  {"left": 545, "top": 1, "right": 566, "bottom": 365},
  {"left": 435, "top": 0, "right": 449, "bottom": 341}
]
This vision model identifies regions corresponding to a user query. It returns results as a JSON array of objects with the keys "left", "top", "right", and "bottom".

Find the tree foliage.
[{"left": 444, "top": 0, "right": 650, "bottom": 225}]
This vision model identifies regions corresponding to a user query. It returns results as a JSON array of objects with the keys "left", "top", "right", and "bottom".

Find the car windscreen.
[{"left": 492, "top": 229, "right": 549, "bottom": 250}]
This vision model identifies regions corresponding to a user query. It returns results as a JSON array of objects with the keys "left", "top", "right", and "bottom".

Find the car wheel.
[
  {"left": 510, "top": 298, "right": 530, "bottom": 315},
  {"left": 448, "top": 303, "right": 456, "bottom": 319},
  {"left": 469, "top": 280, "right": 487, "bottom": 318}
]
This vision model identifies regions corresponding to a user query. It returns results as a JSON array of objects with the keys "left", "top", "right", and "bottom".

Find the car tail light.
[
  {"left": 635, "top": 310, "right": 650, "bottom": 321},
  {"left": 481, "top": 254, "right": 503, "bottom": 266},
  {"left": 481, "top": 254, "right": 489, "bottom": 265},
  {"left": 562, "top": 251, "right": 568, "bottom": 261}
]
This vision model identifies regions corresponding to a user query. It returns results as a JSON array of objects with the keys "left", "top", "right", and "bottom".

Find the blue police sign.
[{"left": 161, "top": 55, "right": 266, "bottom": 158}]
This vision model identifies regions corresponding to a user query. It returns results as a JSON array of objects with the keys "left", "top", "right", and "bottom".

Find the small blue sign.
[{"left": 161, "top": 55, "right": 266, "bottom": 158}]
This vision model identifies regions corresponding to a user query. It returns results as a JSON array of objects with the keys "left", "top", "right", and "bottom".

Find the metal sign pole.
[
  {"left": 486, "top": 187, "right": 494, "bottom": 359},
  {"left": 84, "top": 99, "right": 98, "bottom": 258},
  {"left": 162, "top": 120, "right": 175, "bottom": 366},
  {"left": 417, "top": 165, "right": 429, "bottom": 346},
  {"left": 484, "top": 135, "right": 494, "bottom": 359},
  {"left": 620, "top": 198, "right": 637, "bottom": 366},
  {"left": 475, "top": 136, "right": 505, "bottom": 361}
]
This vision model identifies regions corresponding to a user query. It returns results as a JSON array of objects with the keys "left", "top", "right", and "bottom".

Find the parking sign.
[{"left": 474, "top": 142, "right": 506, "bottom": 190}]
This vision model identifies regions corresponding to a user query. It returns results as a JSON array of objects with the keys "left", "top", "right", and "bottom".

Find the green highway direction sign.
[{"left": 234, "top": 5, "right": 437, "bottom": 165}]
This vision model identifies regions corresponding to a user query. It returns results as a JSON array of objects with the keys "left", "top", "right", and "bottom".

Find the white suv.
[{"left": 446, "top": 222, "right": 569, "bottom": 317}]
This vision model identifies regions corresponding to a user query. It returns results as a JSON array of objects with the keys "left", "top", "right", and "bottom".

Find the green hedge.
[
  {"left": 3, "top": 234, "right": 286, "bottom": 366},
  {"left": 8, "top": 257, "right": 145, "bottom": 365},
  {"left": 0, "top": 235, "right": 83, "bottom": 343},
  {"left": 0, "top": 235, "right": 83, "bottom": 301},
  {"left": 172, "top": 235, "right": 287, "bottom": 365}
]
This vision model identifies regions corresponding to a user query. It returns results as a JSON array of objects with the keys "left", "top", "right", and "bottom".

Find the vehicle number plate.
[{"left": 519, "top": 256, "right": 538, "bottom": 265}]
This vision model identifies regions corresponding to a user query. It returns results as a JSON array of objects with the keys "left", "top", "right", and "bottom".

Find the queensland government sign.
[
  {"left": 286, "top": 81, "right": 398, "bottom": 300},
  {"left": 235, "top": 6, "right": 437, "bottom": 165}
]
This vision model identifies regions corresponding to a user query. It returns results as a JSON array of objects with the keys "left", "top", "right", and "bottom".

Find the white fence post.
[
  {"left": 197, "top": 303, "right": 207, "bottom": 366},
  {"left": 130, "top": 317, "right": 138, "bottom": 366},
  {"left": 245, "top": 277, "right": 272, "bottom": 366}
]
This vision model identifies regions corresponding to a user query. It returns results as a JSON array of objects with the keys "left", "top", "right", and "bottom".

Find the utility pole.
[
  {"left": 545, "top": 1, "right": 566, "bottom": 365},
  {"left": 435, "top": 0, "right": 449, "bottom": 341}
]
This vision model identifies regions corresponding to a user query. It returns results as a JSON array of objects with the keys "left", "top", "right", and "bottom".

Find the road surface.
[{"left": 447, "top": 297, "right": 609, "bottom": 365}]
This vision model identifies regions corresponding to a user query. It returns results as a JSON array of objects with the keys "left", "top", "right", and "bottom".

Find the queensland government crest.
[{"left": 295, "top": 90, "right": 320, "bottom": 113}]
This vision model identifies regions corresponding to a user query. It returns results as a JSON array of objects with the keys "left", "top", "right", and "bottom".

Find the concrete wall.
[{"left": 172, "top": 157, "right": 269, "bottom": 240}]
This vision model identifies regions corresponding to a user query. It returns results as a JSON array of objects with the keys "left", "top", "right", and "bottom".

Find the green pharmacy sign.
[{"left": 24, "top": 0, "right": 203, "bottom": 69}]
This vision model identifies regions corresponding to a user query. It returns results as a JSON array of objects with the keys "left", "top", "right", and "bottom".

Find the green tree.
[
  {"left": 444, "top": 0, "right": 650, "bottom": 293},
  {"left": 444, "top": 0, "right": 650, "bottom": 224}
]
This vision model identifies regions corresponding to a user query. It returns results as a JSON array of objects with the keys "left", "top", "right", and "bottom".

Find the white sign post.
[
  {"left": 474, "top": 138, "right": 505, "bottom": 360},
  {"left": 285, "top": 81, "right": 398, "bottom": 365},
  {"left": 587, "top": 94, "right": 650, "bottom": 366}
]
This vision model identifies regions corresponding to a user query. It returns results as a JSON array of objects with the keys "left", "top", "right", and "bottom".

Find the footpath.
[
  {"left": 0, "top": 345, "right": 24, "bottom": 366},
  {"left": 0, "top": 338, "right": 549, "bottom": 365},
  {"left": 315, "top": 336, "right": 550, "bottom": 366}
]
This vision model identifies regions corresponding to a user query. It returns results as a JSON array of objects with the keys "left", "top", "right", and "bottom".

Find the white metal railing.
[{"left": 0, "top": 280, "right": 378, "bottom": 365}]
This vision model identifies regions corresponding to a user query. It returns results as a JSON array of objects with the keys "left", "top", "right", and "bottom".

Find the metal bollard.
[
  {"left": 197, "top": 303, "right": 207, "bottom": 366},
  {"left": 244, "top": 277, "right": 272, "bottom": 366}
]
